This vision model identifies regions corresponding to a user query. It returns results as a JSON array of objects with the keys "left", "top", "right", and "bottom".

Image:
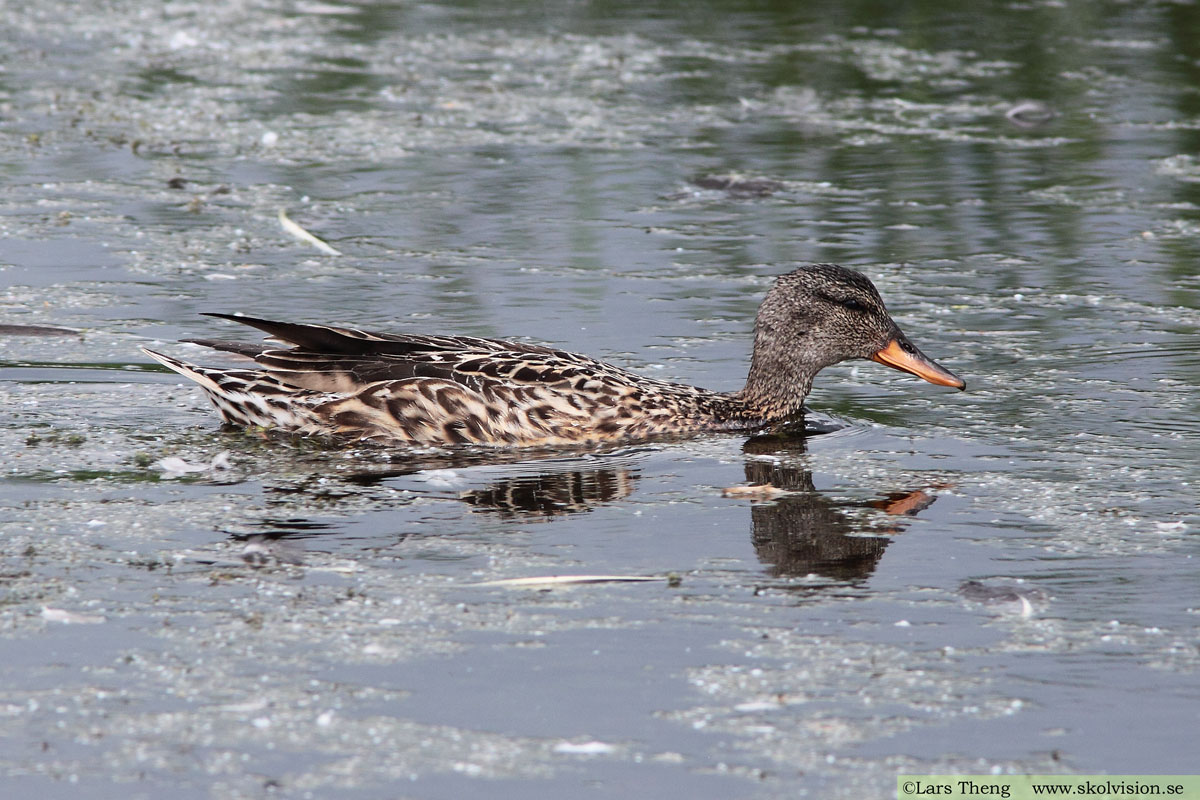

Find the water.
[{"left": 1, "top": 1, "right": 1198, "bottom": 797}]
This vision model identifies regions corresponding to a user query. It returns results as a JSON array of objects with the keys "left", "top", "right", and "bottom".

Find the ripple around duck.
[{"left": 802, "top": 413, "right": 869, "bottom": 439}]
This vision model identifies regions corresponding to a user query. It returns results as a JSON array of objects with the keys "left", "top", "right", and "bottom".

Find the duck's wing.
[
  {"left": 197, "top": 313, "right": 556, "bottom": 356},
  {"left": 188, "top": 314, "right": 647, "bottom": 398}
]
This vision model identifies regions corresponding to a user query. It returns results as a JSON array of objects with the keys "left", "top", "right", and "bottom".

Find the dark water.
[{"left": 1, "top": 1, "right": 1198, "bottom": 797}]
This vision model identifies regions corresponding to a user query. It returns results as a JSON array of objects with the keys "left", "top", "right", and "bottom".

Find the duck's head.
[{"left": 740, "top": 263, "right": 964, "bottom": 418}]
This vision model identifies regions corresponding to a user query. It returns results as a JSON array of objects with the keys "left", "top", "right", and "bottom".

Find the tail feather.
[
  {"left": 200, "top": 313, "right": 398, "bottom": 353},
  {"left": 142, "top": 348, "right": 227, "bottom": 394},
  {"left": 142, "top": 347, "right": 329, "bottom": 432},
  {"left": 179, "top": 338, "right": 269, "bottom": 359},
  {"left": 198, "top": 312, "right": 553, "bottom": 357}
]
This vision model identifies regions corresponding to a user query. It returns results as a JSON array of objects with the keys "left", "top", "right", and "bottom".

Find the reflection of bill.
[{"left": 739, "top": 434, "right": 940, "bottom": 582}]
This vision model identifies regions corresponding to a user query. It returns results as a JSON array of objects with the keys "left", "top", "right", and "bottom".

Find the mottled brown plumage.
[{"left": 142, "top": 264, "right": 963, "bottom": 447}]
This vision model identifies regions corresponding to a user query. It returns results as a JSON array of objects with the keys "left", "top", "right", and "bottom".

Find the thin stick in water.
[{"left": 278, "top": 208, "right": 341, "bottom": 256}]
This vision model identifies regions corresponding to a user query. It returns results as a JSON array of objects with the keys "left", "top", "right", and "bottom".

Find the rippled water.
[{"left": 1, "top": 1, "right": 1198, "bottom": 798}]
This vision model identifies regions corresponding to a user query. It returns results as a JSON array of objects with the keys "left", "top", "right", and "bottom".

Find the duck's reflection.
[
  {"left": 259, "top": 435, "right": 938, "bottom": 581},
  {"left": 741, "top": 434, "right": 935, "bottom": 581},
  {"left": 334, "top": 451, "right": 639, "bottom": 520},
  {"left": 458, "top": 468, "right": 636, "bottom": 520},
  {"left": 424, "top": 435, "right": 933, "bottom": 580}
]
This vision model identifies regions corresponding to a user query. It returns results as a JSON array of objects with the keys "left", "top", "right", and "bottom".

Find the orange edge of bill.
[{"left": 870, "top": 339, "right": 965, "bottom": 389}]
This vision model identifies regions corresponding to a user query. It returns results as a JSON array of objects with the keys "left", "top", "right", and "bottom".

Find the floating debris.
[
  {"left": 721, "top": 483, "right": 787, "bottom": 500},
  {"left": 241, "top": 535, "right": 305, "bottom": 567},
  {"left": 0, "top": 323, "right": 79, "bottom": 336},
  {"left": 552, "top": 740, "right": 618, "bottom": 756},
  {"left": 415, "top": 468, "right": 466, "bottom": 488},
  {"left": 1005, "top": 100, "right": 1057, "bottom": 128},
  {"left": 691, "top": 174, "right": 785, "bottom": 197},
  {"left": 470, "top": 574, "right": 672, "bottom": 589},
  {"left": 41, "top": 606, "right": 106, "bottom": 624},
  {"left": 174, "top": 545, "right": 356, "bottom": 574},
  {"left": 278, "top": 208, "right": 341, "bottom": 255},
  {"left": 958, "top": 580, "right": 1048, "bottom": 618},
  {"left": 154, "top": 451, "right": 232, "bottom": 478}
]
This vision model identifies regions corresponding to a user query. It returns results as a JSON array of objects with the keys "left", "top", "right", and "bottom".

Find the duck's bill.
[{"left": 871, "top": 338, "right": 965, "bottom": 390}]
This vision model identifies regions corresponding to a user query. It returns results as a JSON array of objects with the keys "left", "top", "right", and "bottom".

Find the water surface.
[{"left": 1, "top": 1, "right": 1198, "bottom": 797}]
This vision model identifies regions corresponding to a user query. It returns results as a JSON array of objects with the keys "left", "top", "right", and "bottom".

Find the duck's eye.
[{"left": 815, "top": 291, "right": 870, "bottom": 313}]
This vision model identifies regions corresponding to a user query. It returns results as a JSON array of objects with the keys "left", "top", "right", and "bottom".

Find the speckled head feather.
[
  {"left": 142, "top": 264, "right": 963, "bottom": 447},
  {"left": 739, "top": 263, "right": 903, "bottom": 418}
]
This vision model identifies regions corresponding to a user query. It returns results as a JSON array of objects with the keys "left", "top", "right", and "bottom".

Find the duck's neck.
[{"left": 734, "top": 339, "right": 816, "bottom": 423}]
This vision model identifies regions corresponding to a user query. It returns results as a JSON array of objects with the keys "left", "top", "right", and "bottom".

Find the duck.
[{"left": 142, "top": 263, "right": 963, "bottom": 447}]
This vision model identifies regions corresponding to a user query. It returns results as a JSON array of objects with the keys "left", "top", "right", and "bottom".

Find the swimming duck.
[{"left": 142, "top": 264, "right": 963, "bottom": 447}]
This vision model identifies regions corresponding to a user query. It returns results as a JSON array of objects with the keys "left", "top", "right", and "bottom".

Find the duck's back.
[{"left": 145, "top": 316, "right": 754, "bottom": 446}]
